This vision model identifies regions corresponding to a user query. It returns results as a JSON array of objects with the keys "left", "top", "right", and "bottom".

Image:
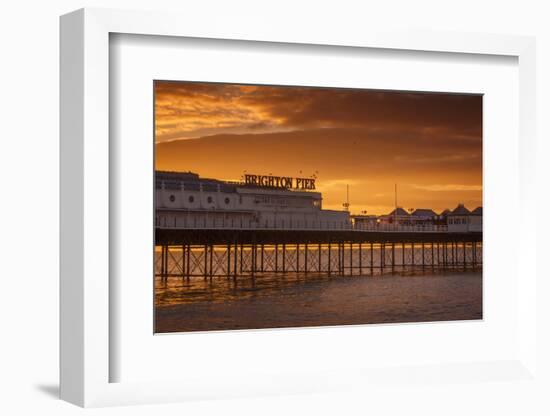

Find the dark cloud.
[
  {"left": 154, "top": 82, "right": 482, "bottom": 213},
  {"left": 241, "top": 86, "right": 481, "bottom": 135},
  {"left": 155, "top": 81, "right": 482, "bottom": 142}
]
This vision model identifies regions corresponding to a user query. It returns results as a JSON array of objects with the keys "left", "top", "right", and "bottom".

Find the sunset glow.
[{"left": 155, "top": 81, "right": 482, "bottom": 215}]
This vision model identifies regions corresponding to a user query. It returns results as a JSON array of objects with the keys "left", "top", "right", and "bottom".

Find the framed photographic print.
[{"left": 60, "top": 8, "right": 538, "bottom": 408}]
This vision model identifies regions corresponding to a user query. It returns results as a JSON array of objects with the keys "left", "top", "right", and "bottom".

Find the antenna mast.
[
  {"left": 343, "top": 184, "right": 350, "bottom": 212},
  {"left": 394, "top": 183, "right": 398, "bottom": 223}
]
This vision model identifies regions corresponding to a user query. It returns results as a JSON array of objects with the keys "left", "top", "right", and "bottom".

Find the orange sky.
[{"left": 155, "top": 81, "right": 482, "bottom": 215}]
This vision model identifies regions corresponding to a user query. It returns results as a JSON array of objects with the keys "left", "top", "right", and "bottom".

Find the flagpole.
[{"left": 394, "top": 183, "right": 397, "bottom": 227}]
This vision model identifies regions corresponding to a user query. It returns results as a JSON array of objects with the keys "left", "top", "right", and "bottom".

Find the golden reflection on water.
[
  {"left": 155, "top": 269, "right": 475, "bottom": 307},
  {"left": 154, "top": 271, "right": 483, "bottom": 333}
]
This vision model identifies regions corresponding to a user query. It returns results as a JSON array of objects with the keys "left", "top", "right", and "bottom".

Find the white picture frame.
[{"left": 60, "top": 8, "right": 537, "bottom": 407}]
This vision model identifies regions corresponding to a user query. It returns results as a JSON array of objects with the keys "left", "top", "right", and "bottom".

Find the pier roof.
[
  {"left": 156, "top": 170, "right": 238, "bottom": 193},
  {"left": 387, "top": 207, "right": 410, "bottom": 216},
  {"left": 449, "top": 204, "right": 471, "bottom": 216},
  {"left": 471, "top": 206, "right": 483, "bottom": 216},
  {"left": 411, "top": 208, "right": 437, "bottom": 217}
]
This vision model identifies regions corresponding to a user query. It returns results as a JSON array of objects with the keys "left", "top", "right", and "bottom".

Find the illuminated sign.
[{"left": 244, "top": 174, "right": 316, "bottom": 190}]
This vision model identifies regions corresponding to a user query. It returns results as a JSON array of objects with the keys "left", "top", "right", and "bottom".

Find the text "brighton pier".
[{"left": 244, "top": 174, "right": 316, "bottom": 190}]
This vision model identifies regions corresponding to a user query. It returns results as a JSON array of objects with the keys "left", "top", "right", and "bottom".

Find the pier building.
[
  {"left": 447, "top": 204, "right": 483, "bottom": 232},
  {"left": 156, "top": 171, "right": 350, "bottom": 230},
  {"left": 411, "top": 209, "right": 437, "bottom": 224},
  {"left": 379, "top": 207, "right": 410, "bottom": 226},
  {"left": 156, "top": 171, "right": 482, "bottom": 233},
  {"left": 351, "top": 214, "right": 378, "bottom": 230}
]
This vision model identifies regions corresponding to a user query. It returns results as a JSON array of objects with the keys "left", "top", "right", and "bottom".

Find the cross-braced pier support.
[{"left": 156, "top": 237, "right": 482, "bottom": 280}]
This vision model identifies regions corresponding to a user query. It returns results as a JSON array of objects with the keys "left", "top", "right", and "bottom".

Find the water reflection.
[
  {"left": 155, "top": 269, "right": 478, "bottom": 307},
  {"left": 155, "top": 271, "right": 483, "bottom": 333}
]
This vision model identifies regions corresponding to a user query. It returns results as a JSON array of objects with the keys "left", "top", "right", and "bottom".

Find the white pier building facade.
[
  {"left": 156, "top": 171, "right": 482, "bottom": 233},
  {"left": 447, "top": 204, "right": 483, "bottom": 232},
  {"left": 155, "top": 171, "right": 350, "bottom": 230}
]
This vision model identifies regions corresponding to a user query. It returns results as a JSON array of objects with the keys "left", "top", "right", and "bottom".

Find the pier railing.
[{"left": 156, "top": 216, "right": 454, "bottom": 233}]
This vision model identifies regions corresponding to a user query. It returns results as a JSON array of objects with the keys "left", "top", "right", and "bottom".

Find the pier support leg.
[
  {"left": 350, "top": 243, "right": 353, "bottom": 276},
  {"left": 451, "top": 242, "right": 455, "bottom": 269},
  {"left": 160, "top": 245, "right": 165, "bottom": 281},
  {"left": 159, "top": 245, "right": 163, "bottom": 280},
  {"left": 422, "top": 242, "right": 425, "bottom": 271},
  {"left": 204, "top": 244, "right": 208, "bottom": 280},
  {"left": 186, "top": 244, "right": 191, "bottom": 279},
  {"left": 431, "top": 242, "right": 435, "bottom": 270},
  {"left": 328, "top": 242, "right": 332, "bottom": 276},
  {"left": 226, "top": 244, "right": 231, "bottom": 279},
  {"left": 370, "top": 243, "right": 374, "bottom": 275},
  {"left": 251, "top": 244, "right": 256, "bottom": 278},
  {"left": 209, "top": 245, "right": 214, "bottom": 279},
  {"left": 463, "top": 241, "right": 467, "bottom": 270},
  {"left": 240, "top": 243, "right": 243, "bottom": 275},
  {"left": 305, "top": 244, "right": 309, "bottom": 274},
  {"left": 233, "top": 241, "right": 238, "bottom": 280},
  {"left": 182, "top": 245, "right": 186, "bottom": 280},
  {"left": 165, "top": 246, "right": 170, "bottom": 281},
  {"left": 338, "top": 243, "right": 342, "bottom": 275},
  {"left": 359, "top": 243, "right": 362, "bottom": 275},
  {"left": 261, "top": 244, "right": 265, "bottom": 273},
  {"left": 342, "top": 243, "right": 346, "bottom": 275}
]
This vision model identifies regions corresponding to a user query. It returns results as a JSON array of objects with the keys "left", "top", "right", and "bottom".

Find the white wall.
[
  {"left": 156, "top": 184, "right": 350, "bottom": 229},
  {"left": 469, "top": 215, "right": 483, "bottom": 232},
  {"left": 1, "top": 1, "right": 549, "bottom": 416},
  {"left": 447, "top": 215, "right": 470, "bottom": 232}
]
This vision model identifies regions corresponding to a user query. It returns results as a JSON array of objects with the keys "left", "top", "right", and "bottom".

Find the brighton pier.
[{"left": 155, "top": 171, "right": 482, "bottom": 280}]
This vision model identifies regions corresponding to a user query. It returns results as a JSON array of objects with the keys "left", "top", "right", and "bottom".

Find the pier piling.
[{"left": 156, "top": 230, "right": 482, "bottom": 280}]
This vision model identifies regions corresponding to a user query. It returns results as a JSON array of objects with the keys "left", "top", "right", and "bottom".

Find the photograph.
[{"left": 153, "top": 81, "right": 483, "bottom": 333}]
